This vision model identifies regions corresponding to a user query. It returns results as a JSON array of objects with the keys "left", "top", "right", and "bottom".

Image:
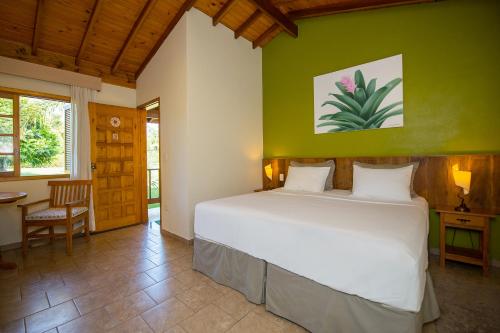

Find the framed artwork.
[{"left": 314, "top": 54, "right": 403, "bottom": 134}]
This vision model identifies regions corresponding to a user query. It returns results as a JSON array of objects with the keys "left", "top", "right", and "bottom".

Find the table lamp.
[
  {"left": 452, "top": 164, "right": 471, "bottom": 212},
  {"left": 264, "top": 164, "right": 273, "bottom": 180}
]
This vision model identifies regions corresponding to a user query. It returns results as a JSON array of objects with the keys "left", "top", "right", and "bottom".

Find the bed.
[{"left": 193, "top": 189, "right": 440, "bottom": 333}]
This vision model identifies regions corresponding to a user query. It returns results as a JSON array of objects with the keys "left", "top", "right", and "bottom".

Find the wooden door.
[{"left": 89, "top": 102, "right": 147, "bottom": 232}]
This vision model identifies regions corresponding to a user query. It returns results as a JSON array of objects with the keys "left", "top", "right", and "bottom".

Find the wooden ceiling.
[{"left": 0, "top": 0, "right": 434, "bottom": 88}]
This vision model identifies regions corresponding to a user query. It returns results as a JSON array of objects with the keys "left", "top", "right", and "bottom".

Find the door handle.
[{"left": 91, "top": 162, "right": 97, "bottom": 171}]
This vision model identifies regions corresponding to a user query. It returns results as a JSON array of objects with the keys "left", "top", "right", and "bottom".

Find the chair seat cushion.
[{"left": 26, "top": 207, "right": 88, "bottom": 221}]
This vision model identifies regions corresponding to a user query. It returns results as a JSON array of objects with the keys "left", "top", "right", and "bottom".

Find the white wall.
[
  {"left": 137, "top": 9, "right": 262, "bottom": 240},
  {"left": 136, "top": 16, "right": 191, "bottom": 239},
  {"left": 186, "top": 10, "right": 263, "bottom": 237},
  {"left": 0, "top": 73, "right": 137, "bottom": 247}
]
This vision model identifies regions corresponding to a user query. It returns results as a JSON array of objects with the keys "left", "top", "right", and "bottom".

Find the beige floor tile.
[
  {"left": 104, "top": 291, "right": 156, "bottom": 324},
  {"left": 180, "top": 304, "right": 235, "bottom": 333},
  {"left": 143, "top": 277, "right": 189, "bottom": 304},
  {"left": 213, "top": 290, "right": 256, "bottom": 321},
  {"left": 175, "top": 283, "right": 223, "bottom": 312},
  {"left": 73, "top": 286, "right": 124, "bottom": 315},
  {"left": 0, "top": 318, "right": 25, "bottom": 333},
  {"left": 0, "top": 292, "right": 49, "bottom": 325},
  {"left": 25, "top": 300, "right": 79, "bottom": 333},
  {"left": 174, "top": 270, "right": 209, "bottom": 289},
  {"left": 141, "top": 298, "right": 194, "bottom": 332},
  {"left": 57, "top": 307, "right": 121, "bottom": 333},
  {"left": 165, "top": 325, "right": 187, "bottom": 333},
  {"left": 46, "top": 280, "right": 93, "bottom": 306},
  {"left": 107, "top": 315, "right": 153, "bottom": 333},
  {"left": 145, "top": 262, "right": 186, "bottom": 282},
  {"left": 226, "top": 311, "right": 282, "bottom": 333}
]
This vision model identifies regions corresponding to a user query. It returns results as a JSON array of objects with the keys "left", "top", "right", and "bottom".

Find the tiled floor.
[{"left": 0, "top": 223, "right": 498, "bottom": 333}]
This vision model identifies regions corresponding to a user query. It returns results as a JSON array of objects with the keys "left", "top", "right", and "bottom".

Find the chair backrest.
[{"left": 48, "top": 180, "right": 92, "bottom": 208}]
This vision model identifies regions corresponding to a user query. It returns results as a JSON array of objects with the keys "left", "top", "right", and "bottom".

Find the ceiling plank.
[
  {"left": 135, "top": 0, "right": 197, "bottom": 79},
  {"left": 0, "top": 38, "right": 136, "bottom": 88},
  {"left": 252, "top": 23, "right": 279, "bottom": 49},
  {"left": 31, "top": 0, "right": 44, "bottom": 55},
  {"left": 248, "top": 0, "right": 297, "bottom": 38},
  {"left": 213, "top": 0, "right": 238, "bottom": 26},
  {"left": 288, "top": 0, "right": 436, "bottom": 20},
  {"left": 76, "top": 0, "right": 104, "bottom": 66},
  {"left": 234, "top": 9, "right": 262, "bottom": 39},
  {"left": 112, "top": 0, "right": 158, "bottom": 73}
]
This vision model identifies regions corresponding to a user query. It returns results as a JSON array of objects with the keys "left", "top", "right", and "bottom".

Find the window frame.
[{"left": 0, "top": 86, "right": 71, "bottom": 182}]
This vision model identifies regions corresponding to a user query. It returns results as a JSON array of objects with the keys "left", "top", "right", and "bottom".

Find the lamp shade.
[
  {"left": 264, "top": 164, "right": 273, "bottom": 180},
  {"left": 452, "top": 164, "right": 471, "bottom": 195}
]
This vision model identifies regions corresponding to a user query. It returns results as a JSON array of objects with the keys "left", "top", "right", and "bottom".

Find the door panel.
[{"left": 89, "top": 102, "right": 146, "bottom": 232}]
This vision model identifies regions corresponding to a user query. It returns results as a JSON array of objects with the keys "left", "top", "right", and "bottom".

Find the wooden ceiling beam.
[
  {"left": 252, "top": 23, "right": 279, "bottom": 49},
  {"left": 31, "top": 0, "right": 44, "bottom": 55},
  {"left": 135, "top": 0, "right": 197, "bottom": 79},
  {"left": 213, "top": 0, "right": 238, "bottom": 26},
  {"left": 76, "top": 0, "right": 104, "bottom": 66},
  {"left": 248, "top": 0, "right": 297, "bottom": 38},
  {"left": 234, "top": 9, "right": 262, "bottom": 39},
  {"left": 112, "top": 0, "right": 157, "bottom": 73},
  {"left": 0, "top": 38, "right": 136, "bottom": 88},
  {"left": 288, "top": 0, "right": 436, "bottom": 20}
]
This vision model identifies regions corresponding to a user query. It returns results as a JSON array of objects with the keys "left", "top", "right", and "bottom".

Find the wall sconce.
[
  {"left": 264, "top": 164, "right": 273, "bottom": 180},
  {"left": 452, "top": 164, "right": 471, "bottom": 212}
]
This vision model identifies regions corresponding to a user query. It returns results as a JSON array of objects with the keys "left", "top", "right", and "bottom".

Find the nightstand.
[{"left": 436, "top": 206, "right": 496, "bottom": 275}]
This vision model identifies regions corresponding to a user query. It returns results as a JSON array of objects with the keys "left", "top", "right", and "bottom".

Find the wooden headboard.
[{"left": 262, "top": 155, "right": 499, "bottom": 213}]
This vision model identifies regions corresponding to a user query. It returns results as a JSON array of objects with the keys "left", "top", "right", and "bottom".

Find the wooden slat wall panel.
[
  {"left": 262, "top": 155, "right": 500, "bottom": 213},
  {"left": 37, "top": 0, "right": 94, "bottom": 56}
]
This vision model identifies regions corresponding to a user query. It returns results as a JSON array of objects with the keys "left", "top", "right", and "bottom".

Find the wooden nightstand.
[
  {"left": 254, "top": 187, "right": 276, "bottom": 192},
  {"left": 436, "top": 206, "right": 496, "bottom": 275}
]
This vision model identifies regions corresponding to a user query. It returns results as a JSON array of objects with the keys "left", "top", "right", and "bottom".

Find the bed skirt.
[
  {"left": 192, "top": 237, "right": 266, "bottom": 304},
  {"left": 193, "top": 237, "right": 440, "bottom": 333}
]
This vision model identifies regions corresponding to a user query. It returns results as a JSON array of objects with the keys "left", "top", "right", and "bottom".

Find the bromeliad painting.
[{"left": 314, "top": 54, "right": 404, "bottom": 134}]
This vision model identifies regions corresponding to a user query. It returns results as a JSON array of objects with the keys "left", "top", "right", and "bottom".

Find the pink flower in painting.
[{"left": 340, "top": 76, "right": 356, "bottom": 93}]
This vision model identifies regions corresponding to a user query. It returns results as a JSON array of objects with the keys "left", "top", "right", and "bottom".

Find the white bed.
[{"left": 194, "top": 188, "right": 429, "bottom": 312}]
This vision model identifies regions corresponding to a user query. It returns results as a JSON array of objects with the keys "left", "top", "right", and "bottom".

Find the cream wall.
[
  {"left": 0, "top": 73, "right": 137, "bottom": 247},
  {"left": 136, "top": 16, "right": 191, "bottom": 239},
  {"left": 186, "top": 10, "right": 263, "bottom": 237},
  {"left": 137, "top": 9, "right": 262, "bottom": 240}
]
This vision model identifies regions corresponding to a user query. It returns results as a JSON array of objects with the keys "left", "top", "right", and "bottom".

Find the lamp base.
[{"left": 454, "top": 201, "right": 470, "bottom": 212}]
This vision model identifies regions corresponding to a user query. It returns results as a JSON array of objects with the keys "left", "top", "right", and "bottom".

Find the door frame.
[{"left": 137, "top": 98, "right": 162, "bottom": 229}]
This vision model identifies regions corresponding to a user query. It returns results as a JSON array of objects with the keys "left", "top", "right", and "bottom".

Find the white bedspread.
[{"left": 194, "top": 189, "right": 429, "bottom": 312}]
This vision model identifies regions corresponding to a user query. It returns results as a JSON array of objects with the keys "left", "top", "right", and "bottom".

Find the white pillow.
[
  {"left": 352, "top": 164, "right": 413, "bottom": 202},
  {"left": 284, "top": 166, "right": 330, "bottom": 193}
]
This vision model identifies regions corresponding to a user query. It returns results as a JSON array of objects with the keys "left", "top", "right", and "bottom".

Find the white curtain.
[{"left": 70, "top": 86, "right": 96, "bottom": 230}]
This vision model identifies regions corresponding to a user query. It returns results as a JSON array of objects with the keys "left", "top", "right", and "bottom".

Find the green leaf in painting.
[
  {"left": 317, "top": 120, "right": 361, "bottom": 129},
  {"left": 332, "top": 94, "right": 362, "bottom": 115},
  {"left": 325, "top": 111, "right": 366, "bottom": 126},
  {"left": 335, "top": 82, "right": 354, "bottom": 97},
  {"left": 321, "top": 100, "right": 353, "bottom": 114},
  {"left": 360, "top": 77, "right": 401, "bottom": 118},
  {"left": 372, "top": 109, "right": 403, "bottom": 128},
  {"left": 353, "top": 88, "right": 367, "bottom": 106},
  {"left": 364, "top": 101, "right": 403, "bottom": 127},
  {"left": 354, "top": 70, "right": 366, "bottom": 90},
  {"left": 366, "top": 79, "right": 376, "bottom": 97}
]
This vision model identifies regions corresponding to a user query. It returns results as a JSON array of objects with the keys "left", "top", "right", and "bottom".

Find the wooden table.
[
  {"left": 436, "top": 206, "right": 496, "bottom": 275},
  {"left": 0, "top": 191, "right": 27, "bottom": 270}
]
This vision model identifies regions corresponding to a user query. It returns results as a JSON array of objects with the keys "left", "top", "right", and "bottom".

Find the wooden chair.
[{"left": 18, "top": 180, "right": 92, "bottom": 256}]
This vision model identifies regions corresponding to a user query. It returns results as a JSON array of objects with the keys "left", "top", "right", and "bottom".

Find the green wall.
[{"left": 263, "top": 0, "right": 500, "bottom": 260}]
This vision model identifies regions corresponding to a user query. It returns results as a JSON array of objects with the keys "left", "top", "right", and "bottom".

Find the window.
[{"left": 0, "top": 88, "right": 71, "bottom": 179}]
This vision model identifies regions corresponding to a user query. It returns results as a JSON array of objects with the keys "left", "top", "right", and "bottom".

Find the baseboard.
[
  {"left": 429, "top": 247, "right": 500, "bottom": 268},
  {"left": 160, "top": 229, "right": 194, "bottom": 246}
]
